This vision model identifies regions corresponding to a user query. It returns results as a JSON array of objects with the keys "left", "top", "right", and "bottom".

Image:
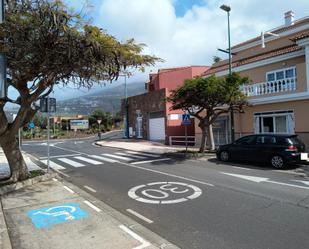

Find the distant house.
[
  {"left": 122, "top": 66, "right": 209, "bottom": 143},
  {"left": 199, "top": 11, "right": 309, "bottom": 148}
]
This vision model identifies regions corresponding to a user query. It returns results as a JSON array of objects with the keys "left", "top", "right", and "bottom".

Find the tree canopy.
[
  {"left": 167, "top": 73, "right": 249, "bottom": 152},
  {"left": 0, "top": 0, "right": 160, "bottom": 183}
]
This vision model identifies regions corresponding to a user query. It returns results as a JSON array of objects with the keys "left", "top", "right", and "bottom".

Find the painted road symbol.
[
  {"left": 128, "top": 182, "right": 202, "bottom": 204},
  {"left": 28, "top": 203, "right": 88, "bottom": 229}
]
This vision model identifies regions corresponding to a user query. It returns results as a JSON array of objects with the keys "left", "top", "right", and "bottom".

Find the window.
[
  {"left": 254, "top": 111, "right": 294, "bottom": 134},
  {"left": 256, "top": 136, "right": 277, "bottom": 144},
  {"left": 236, "top": 136, "right": 256, "bottom": 145},
  {"left": 266, "top": 67, "right": 296, "bottom": 82}
]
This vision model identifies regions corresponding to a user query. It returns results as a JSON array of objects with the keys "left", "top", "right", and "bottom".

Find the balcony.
[{"left": 241, "top": 76, "right": 297, "bottom": 97}]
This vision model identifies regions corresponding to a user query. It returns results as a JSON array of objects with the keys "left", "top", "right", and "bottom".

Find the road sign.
[
  {"left": 27, "top": 203, "right": 88, "bottom": 229},
  {"left": 182, "top": 114, "right": 191, "bottom": 126},
  {"left": 70, "top": 120, "right": 89, "bottom": 130},
  {"left": 40, "top": 98, "right": 56, "bottom": 113},
  {"left": 28, "top": 122, "right": 35, "bottom": 129}
]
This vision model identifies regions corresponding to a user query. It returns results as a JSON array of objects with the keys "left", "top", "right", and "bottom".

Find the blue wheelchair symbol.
[{"left": 28, "top": 203, "right": 88, "bottom": 229}]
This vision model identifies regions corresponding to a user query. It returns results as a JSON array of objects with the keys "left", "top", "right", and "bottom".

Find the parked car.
[{"left": 216, "top": 134, "right": 306, "bottom": 169}]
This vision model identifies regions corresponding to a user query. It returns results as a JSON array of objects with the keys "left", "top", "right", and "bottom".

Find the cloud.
[{"left": 98, "top": 0, "right": 309, "bottom": 70}]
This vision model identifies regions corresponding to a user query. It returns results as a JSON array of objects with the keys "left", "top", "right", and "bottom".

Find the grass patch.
[{"left": 29, "top": 170, "right": 45, "bottom": 178}]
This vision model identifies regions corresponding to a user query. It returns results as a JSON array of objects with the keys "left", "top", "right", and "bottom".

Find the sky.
[{"left": 7, "top": 0, "right": 309, "bottom": 101}]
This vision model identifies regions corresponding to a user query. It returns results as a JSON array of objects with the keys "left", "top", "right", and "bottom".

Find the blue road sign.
[
  {"left": 27, "top": 203, "right": 88, "bottom": 229},
  {"left": 28, "top": 122, "right": 35, "bottom": 129},
  {"left": 182, "top": 114, "right": 191, "bottom": 126}
]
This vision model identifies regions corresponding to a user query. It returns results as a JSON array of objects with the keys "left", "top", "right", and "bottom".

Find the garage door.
[{"left": 149, "top": 117, "right": 165, "bottom": 141}]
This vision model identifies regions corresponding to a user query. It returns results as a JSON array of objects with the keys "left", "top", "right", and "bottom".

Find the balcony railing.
[{"left": 241, "top": 76, "right": 297, "bottom": 97}]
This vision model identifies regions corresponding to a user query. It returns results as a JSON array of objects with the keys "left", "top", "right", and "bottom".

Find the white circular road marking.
[{"left": 128, "top": 182, "right": 202, "bottom": 204}]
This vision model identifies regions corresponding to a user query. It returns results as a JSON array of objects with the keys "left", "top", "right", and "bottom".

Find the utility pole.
[
  {"left": 0, "top": 0, "right": 6, "bottom": 99},
  {"left": 123, "top": 74, "right": 129, "bottom": 138}
]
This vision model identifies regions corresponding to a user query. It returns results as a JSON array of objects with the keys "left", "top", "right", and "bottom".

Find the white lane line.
[
  {"left": 83, "top": 200, "right": 102, "bottom": 212},
  {"left": 115, "top": 152, "right": 147, "bottom": 159},
  {"left": 119, "top": 162, "right": 214, "bottom": 187},
  {"left": 102, "top": 153, "right": 132, "bottom": 161},
  {"left": 125, "top": 151, "right": 160, "bottom": 158},
  {"left": 58, "top": 158, "right": 85, "bottom": 167},
  {"left": 74, "top": 156, "right": 102, "bottom": 165},
  {"left": 52, "top": 178, "right": 58, "bottom": 182},
  {"left": 119, "top": 225, "right": 151, "bottom": 249},
  {"left": 131, "top": 158, "right": 171, "bottom": 165},
  {"left": 126, "top": 209, "right": 154, "bottom": 224},
  {"left": 63, "top": 186, "right": 75, "bottom": 194},
  {"left": 90, "top": 155, "right": 119, "bottom": 163},
  {"left": 41, "top": 160, "right": 66, "bottom": 170},
  {"left": 232, "top": 166, "right": 252, "bottom": 171},
  {"left": 84, "top": 185, "right": 97, "bottom": 193},
  {"left": 267, "top": 180, "right": 309, "bottom": 190},
  {"left": 39, "top": 154, "right": 81, "bottom": 159}
]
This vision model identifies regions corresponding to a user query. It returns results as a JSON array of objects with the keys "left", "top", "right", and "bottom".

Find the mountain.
[{"left": 56, "top": 82, "right": 146, "bottom": 116}]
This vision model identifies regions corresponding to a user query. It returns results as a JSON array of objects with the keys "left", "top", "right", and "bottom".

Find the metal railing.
[
  {"left": 169, "top": 136, "right": 196, "bottom": 146},
  {"left": 241, "top": 76, "right": 297, "bottom": 97}
]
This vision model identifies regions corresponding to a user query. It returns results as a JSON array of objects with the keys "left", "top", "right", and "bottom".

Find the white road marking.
[
  {"left": 83, "top": 200, "right": 102, "bottom": 212},
  {"left": 39, "top": 154, "right": 81, "bottom": 159},
  {"left": 52, "top": 178, "right": 58, "bottom": 182},
  {"left": 102, "top": 153, "right": 132, "bottom": 161},
  {"left": 74, "top": 156, "right": 102, "bottom": 165},
  {"left": 222, "top": 172, "right": 309, "bottom": 190},
  {"left": 41, "top": 160, "right": 66, "bottom": 170},
  {"left": 125, "top": 151, "right": 160, "bottom": 158},
  {"left": 115, "top": 152, "right": 147, "bottom": 159},
  {"left": 131, "top": 158, "right": 171, "bottom": 165},
  {"left": 266, "top": 180, "right": 309, "bottom": 190},
  {"left": 58, "top": 158, "right": 85, "bottom": 167},
  {"left": 221, "top": 172, "right": 268, "bottom": 183},
  {"left": 52, "top": 168, "right": 70, "bottom": 178},
  {"left": 63, "top": 186, "right": 75, "bottom": 194},
  {"left": 90, "top": 155, "right": 119, "bottom": 163},
  {"left": 126, "top": 209, "right": 154, "bottom": 224},
  {"left": 232, "top": 166, "right": 251, "bottom": 171},
  {"left": 47, "top": 145, "right": 214, "bottom": 187},
  {"left": 84, "top": 185, "right": 97, "bottom": 193},
  {"left": 291, "top": 180, "right": 309, "bottom": 186},
  {"left": 119, "top": 225, "right": 151, "bottom": 249}
]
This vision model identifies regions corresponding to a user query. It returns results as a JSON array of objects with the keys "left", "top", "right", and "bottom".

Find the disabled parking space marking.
[
  {"left": 128, "top": 182, "right": 202, "bottom": 204},
  {"left": 27, "top": 203, "right": 88, "bottom": 229}
]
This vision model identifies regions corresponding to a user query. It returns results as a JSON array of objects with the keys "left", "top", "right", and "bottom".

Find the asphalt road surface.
[{"left": 22, "top": 132, "right": 309, "bottom": 249}]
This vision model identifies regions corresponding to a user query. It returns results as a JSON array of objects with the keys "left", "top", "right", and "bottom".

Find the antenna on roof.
[{"left": 261, "top": 31, "right": 280, "bottom": 48}]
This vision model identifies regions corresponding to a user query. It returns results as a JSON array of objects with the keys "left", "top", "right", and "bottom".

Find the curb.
[
  {"left": 0, "top": 173, "right": 57, "bottom": 196},
  {"left": 0, "top": 200, "right": 12, "bottom": 249}
]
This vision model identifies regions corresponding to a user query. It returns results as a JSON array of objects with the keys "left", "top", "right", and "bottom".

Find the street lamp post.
[{"left": 220, "top": 4, "right": 235, "bottom": 143}]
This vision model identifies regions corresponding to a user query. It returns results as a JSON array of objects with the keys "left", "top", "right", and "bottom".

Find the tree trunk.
[
  {"left": 208, "top": 124, "right": 215, "bottom": 151},
  {"left": 199, "top": 126, "right": 207, "bottom": 153},
  {"left": 0, "top": 134, "right": 28, "bottom": 184}
]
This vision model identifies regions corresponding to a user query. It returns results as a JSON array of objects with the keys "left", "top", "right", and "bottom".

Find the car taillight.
[{"left": 286, "top": 145, "right": 298, "bottom": 152}]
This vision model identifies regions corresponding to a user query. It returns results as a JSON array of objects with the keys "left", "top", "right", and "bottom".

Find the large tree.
[
  {"left": 167, "top": 73, "right": 249, "bottom": 152},
  {"left": 0, "top": 0, "right": 160, "bottom": 183}
]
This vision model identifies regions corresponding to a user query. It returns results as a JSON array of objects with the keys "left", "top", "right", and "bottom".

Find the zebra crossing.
[{"left": 40, "top": 150, "right": 170, "bottom": 170}]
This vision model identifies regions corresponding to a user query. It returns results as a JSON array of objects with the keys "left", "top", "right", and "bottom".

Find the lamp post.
[{"left": 220, "top": 4, "right": 235, "bottom": 143}]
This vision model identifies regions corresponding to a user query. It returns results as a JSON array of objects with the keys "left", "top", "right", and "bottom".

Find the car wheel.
[
  {"left": 270, "top": 155, "right": 285, "bottom": 169},
  {"left": 220, "top": 151, "right": 229, "bottom": 162}
]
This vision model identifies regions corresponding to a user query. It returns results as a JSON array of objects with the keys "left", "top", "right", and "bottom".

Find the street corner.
[{"left": 27, "top": 202, "right": 88, "bottom": 229}]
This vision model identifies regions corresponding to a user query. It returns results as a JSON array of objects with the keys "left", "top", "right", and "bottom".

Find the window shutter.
[
  {"left": 287, "top": 114, "right": 295, "bottom": 134},
  {"left": 254, "top": 116, "right": 260, "bottom": 134}
]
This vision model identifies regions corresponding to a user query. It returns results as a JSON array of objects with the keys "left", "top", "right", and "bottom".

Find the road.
[{"left": 22, "top": 132, "right": 309, "bottom": 249}]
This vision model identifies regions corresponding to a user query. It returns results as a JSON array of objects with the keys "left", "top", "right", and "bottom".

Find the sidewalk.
[
  {"left": 96, "top": 138, "right": 189, "bottom": 154},
  {"left": 0, "top": 177, "right": 178, "bottom": 249},
  {"left": 0, "top": 148, "right": 41, "bottom": 179}
]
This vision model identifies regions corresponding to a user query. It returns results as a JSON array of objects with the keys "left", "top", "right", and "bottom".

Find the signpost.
[
  {"left": 0, "top": 0, "right": 6, "bottom": 99},
  {"left": 182, "top": 114, "right": 191, "bottom": 152},
  {"left": 97, "top": 119, "right": 102, "bottom": 140},
  {"left": 40, "top": 97, "right": 56, "bottom": 172}
]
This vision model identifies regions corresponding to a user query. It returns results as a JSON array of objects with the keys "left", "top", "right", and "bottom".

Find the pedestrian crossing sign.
[{"left": 182, "top": 114, "right": 191, "bottom": 126}]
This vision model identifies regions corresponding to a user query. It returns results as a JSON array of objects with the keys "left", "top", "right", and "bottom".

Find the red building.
[{"left": 123, "top": 66, "right": 209, "bottom": 144}]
